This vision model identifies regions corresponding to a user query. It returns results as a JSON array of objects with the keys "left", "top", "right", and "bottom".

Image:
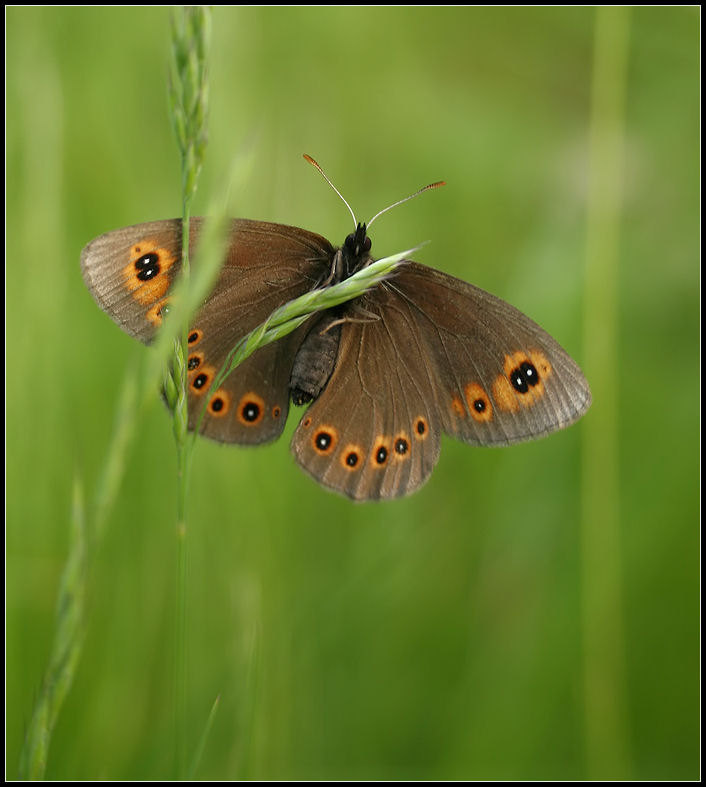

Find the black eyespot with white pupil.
[
  {"left": 395, "top": 438, "right": 409, "bottom": 455},
  {"left": 316, "top": 432, "right": 332, "bottom": 451},
  {"left": 193, "top": 373, "right": 208, "bottom": 389},
  {"left": 375, "top": 446, "right": 388, "bottom": 464},
  {"left": 474, "top": 398, "right": 486, "bottom": 413},
  {"left": 346, "top": 452, "right": 359, "bottom": 467},
  {"left": 521, "top": 362, "right": 539, "bottom": 385},
  {"left": 510, "top": 361, "right": 540, "bottom": 394},
  {"left": 135, "top": 252, "right": 160, "bottom": 281},
  {"left": 242, "top": 402, "right": 261, "bottom": 422}
]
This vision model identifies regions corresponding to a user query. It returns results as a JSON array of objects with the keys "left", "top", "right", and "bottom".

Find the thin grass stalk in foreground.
[
  {"left": 17, "top": 360, "right": 144, "bottom": 780},
  {"left": 581, "top": 5, "right": 632, "bottom": 779},
  {"left": 187, "top": 694, "right": 222, "bottom": 780},
  {"left": 167, "top": 6, "right": 211, "bottom": 780},
  {"left": 18, "top": 479, "right": 87, "bottom": 780}
]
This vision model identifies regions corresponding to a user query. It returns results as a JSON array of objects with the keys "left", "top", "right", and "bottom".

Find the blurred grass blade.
[
  {"left": 18, "top": 362, "right": 144, "bottom": 780},
  {"left": 187, "top": 694, "right": 221, "bottom": 780},
  {"left": 238, "top": 623, "right": 261, "bottom": 781},
  {"left": 581, "top": 5, "right": 632, "bottom": 780},
  {"left": 92, "top": 359, "right": 140, "bottom": 546},
  {"left": 19, "top": 478, "right": 87, "bottom": 780}
]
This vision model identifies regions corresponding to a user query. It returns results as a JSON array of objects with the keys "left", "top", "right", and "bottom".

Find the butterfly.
[{"left": 80, "top": 157, "right": 591, "bottom": 501}]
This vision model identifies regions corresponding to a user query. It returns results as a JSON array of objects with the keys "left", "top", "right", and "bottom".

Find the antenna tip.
[
  {"left": 429, "top": 181, "right": 446, "bottom": 189},
  {"left": 303, "top": 153, "right": 318, "bottom": 166}
]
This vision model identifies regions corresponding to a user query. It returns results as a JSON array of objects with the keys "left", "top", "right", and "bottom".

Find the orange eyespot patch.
[
  {"left": 312, "top": 425, "right": 338, "bottom": 455},
  {"left": 492, "top": 350, "right": 552, "bottom": 412},
  {"left": 187, "top": 350, "right": 205, "bottom": 374},
  {"left": 373, "top": 436, "right": 391, "bottom": 467},
  {"left": 187, "top": 328, "right": 203, "bottom": 346},
  {"left": 414, "top": 416, "right": 429, "bottom": 440},
  {"left": 341, "top": 444, "right": 363, "bottom": 470},
  {"left": 189, "top": 365, "right": 217, "bottom": 396},
  {"left": 236, "top": 392, "right": 266, "bottom": 426},
  {"left": 208, "top": 390, "right": 231, "bottom": 417},
  {"left": 122, "top": 241, "right": 177, "bottom": 305},
  {"left": 393, "top": 433, "right": 411, "bottom": 460},
  {"left": 146, "top": 297, "right": 172, "bottom": 327},
  {"left": 464, "top": 382, "right": 493, "bottom": 423}
]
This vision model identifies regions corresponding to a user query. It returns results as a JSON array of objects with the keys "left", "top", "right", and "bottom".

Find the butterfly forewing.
[
  {"left": 81, "top": 217, "right": 334, "bottom": 445},
  {"left": 80, "top": 219, "right": 185, "bottom": 343},
  {"left": 389, "top": 264, "right": 592, "bottom": 446}
]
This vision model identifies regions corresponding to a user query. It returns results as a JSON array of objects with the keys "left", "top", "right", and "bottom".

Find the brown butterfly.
[{"left": 80, "top": 158, "right": 591, "bottom": 501}]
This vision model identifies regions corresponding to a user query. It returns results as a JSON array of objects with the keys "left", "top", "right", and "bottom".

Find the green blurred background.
[{"left": 6, "top": 6, "right": 699, "bottom": 780}]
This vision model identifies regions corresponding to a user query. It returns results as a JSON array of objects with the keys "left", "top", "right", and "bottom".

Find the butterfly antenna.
[
  {"left": 367, "top": 181, "right": 446, "bottom": 228},
  {"left": 303, "top": 154, "right": 358, "bottom": 230}
]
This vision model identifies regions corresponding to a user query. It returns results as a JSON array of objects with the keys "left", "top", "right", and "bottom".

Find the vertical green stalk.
[
  {"left": 18, "top": 355, "right": 141, "bottom": 780},
  {"left": 581, "top": 6, "right": 631, "bottom": 780},
  {"left": 18, "top": 479, "right": 87, "bottom": 780},
  {"left": 167, "top": 6, "right": 211, "bottom": 779}
]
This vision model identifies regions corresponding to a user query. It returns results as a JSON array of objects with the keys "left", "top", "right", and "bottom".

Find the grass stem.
[
  {"left": 168, "top": 6, "right": 211, "bottom": 778},
  {"left": 581, "top": 6, "right": 632, "bottom": 779}
]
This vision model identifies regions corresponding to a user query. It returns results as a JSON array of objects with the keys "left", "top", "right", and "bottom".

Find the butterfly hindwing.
[{"left": 290, "top": 309, "right": 441, "bottom": 501}]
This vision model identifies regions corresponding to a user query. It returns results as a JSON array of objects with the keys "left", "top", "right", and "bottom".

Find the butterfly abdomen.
[{"left": 290, "top": 317, "right": 342, "bottom": 406}]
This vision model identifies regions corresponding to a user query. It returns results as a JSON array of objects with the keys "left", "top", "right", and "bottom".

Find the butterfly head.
[{"left": 332, "top": 222, "right": 373, "bottom": 283}]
